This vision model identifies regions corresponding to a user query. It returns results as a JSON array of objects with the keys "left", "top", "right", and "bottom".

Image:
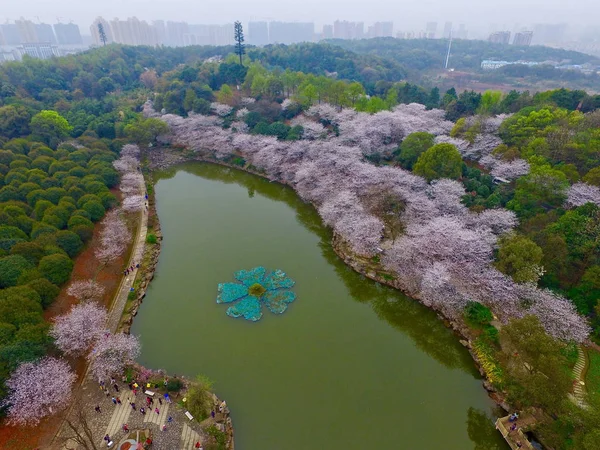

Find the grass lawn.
[{"left": 586, "top": 349, "right": 600, "bottom": 402}]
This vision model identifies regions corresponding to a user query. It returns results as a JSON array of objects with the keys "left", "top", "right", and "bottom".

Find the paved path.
[
  {"left": 103, "top": 391, "right": 134, "bottom": 438},
  {"left": 107, "top": 187, "right": 148, "bottom": 332},
  {"left": 180, "top": 422, "right": 202, "bottom": 450},
  {"left": 570, "top": 345, "right": 588, "bottom": 408},
  {"left": 143, "top": 401, "right": 170, "bottom": 427}
]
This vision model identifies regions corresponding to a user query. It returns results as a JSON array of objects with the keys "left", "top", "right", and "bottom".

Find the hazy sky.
[{"left": 3, "top": 0, "right": 599, "bottom": 36}]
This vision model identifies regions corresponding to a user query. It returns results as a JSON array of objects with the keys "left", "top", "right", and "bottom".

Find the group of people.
[
  {"left": 508, "top": 412, "right": 524, "bottom": 448},
  {"left": 124, "top": 263, "right": 140, "bottom": 276},
  {"left": 93, "top": 374, "right": 200, "bottom": 447}
]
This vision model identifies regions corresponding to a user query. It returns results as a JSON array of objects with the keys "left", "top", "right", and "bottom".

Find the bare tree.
[{"left": 60, "top": 395, "right": 99, "bottom": 450}]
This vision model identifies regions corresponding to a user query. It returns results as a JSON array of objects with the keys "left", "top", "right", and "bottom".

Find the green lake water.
[{"left": 131, "top": 163, "right": 508, "bottom": 450}]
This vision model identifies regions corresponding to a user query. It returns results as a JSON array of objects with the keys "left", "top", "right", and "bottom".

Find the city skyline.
[{"left": 2, "top": 0, "right": 600, "bottom": 40}]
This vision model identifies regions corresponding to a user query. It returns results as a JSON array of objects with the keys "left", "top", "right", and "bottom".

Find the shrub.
[
  {"left": 0, "top": 255, "right": 32, "bottom": 288},
  {"left": 146, "top": 234, "right": 157, "bottom": 244},
  {"left": 27, "top": 278, "right": 60, "bottom": 308},
  {"left": 38, "top": 253, "right": 73, "bottom": 285},
  {"left": 464, "top": 301, "right": 493, "bottom": 327},
  {"left": 81, "top": 200, "right": 105, "bottom": 222},
  {"left": 10, "top": 241, "right": 45, "bottom": 265},
  {"left": 166, "top": 378, "right": 184, "bottom": 392},
  {"left": 55, "top": 230, "right": 83, "bottom": 257},
  {"left": 70, "top": 224, "right": 94, "bottom": 242}
]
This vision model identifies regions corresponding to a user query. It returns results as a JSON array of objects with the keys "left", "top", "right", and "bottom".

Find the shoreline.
[
  {"left": 141, "top": 147, "right": 511, "bottom": 411},
  {"left": 117, "top": 165, "right": 236, "bottom": 449}
]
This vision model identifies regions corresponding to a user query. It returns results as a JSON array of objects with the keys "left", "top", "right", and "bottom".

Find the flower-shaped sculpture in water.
[{"left": 216, "top": 267, "right": 296, "bottom": 321}]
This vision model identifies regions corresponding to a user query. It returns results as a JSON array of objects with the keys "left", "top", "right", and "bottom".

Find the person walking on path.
[
  {"left": 116, "top": 397, "right": 122, "bottom": 405},
  {"left": 168, "top": 416, "right": 173, "bottom": 423},
  {"left": 155, "top": 407, "right": 160, "bottom": 415},
  {"left": 111, "top": 397, "right": 117, "bottom": 405},
  {"left": 130, "top": 402, "right": 136, "bottom": 410},
  {"left": 140, "top": 407, "right": 146, "bottom": 415},
  {"left": 114, "top": 384, "right": 119, "bottom": 392},
  {"left": 123, "top": 424, "right": 129, "bottom": 432},
  {"left": 95, "top": 405, "right": 101, "bottom": 413},
  {"left": 104, "top": 435, "right": 110, "bottom": 443},
  {"left": 158, "top": 397, "right": 162, "bottom": 405}
]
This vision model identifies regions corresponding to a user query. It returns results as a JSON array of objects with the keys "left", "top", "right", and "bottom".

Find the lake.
[{"left": 131, "top": 162, "right": 508, "bottom": 450}]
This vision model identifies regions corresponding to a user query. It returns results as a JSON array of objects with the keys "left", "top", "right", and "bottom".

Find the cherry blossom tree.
[
  {"left": 152, "top": 102, "right": 590, "bottom": 342},
  {"left": 210, "top": 102, "right": 233, "bottom": 117},
  {"left": 51, "top": 302, "right": 108, "bottom": 356},
  {"left": 2, "top": 357, "right": 76, "bottom": 426},
  {"left": 565, "top": 182, "right": 600, "bottom": 208},
  {"left": 66, "top": 280, "right": 105, "bottom": 302},
  {"left": 120, "top": 172, "right": 144, "bottom": 196},
  {"left": 94, "top": 209, "right": 131, "bottom": 265},
  {"left": 88, "top": 333, "right": 141, "bottom": 381},
  {"left": 122, "top": 195, "right": 145, "bottom": 212},
  {"left": 235, "top": 108, "right": 249, "bottom": 119}
]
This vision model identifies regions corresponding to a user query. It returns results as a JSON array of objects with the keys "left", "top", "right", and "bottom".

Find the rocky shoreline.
[
  {"left": 118, "top": 162, "right": 235, "bottom": 450},
  {"left": 143, "top": 146, "right": 512, "bottom": 414}
]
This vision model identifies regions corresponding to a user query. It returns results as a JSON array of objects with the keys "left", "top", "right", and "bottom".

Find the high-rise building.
[
  {"left": 166, "top": 21, "right": 188, "bottom": 46},
  {"left": 322, "top": 24, "right": 333, "bottom": 40},
  {"left": 108, "top": 17, "right": 156, "bottom": 46},
  {"left": 248, "top": 21, "right": 269, "bottom": 46},
  {"left": 367, "top": 22, "right": 393, "bottom": 38},
  {"left": 269, "top": 22, "right": 314, "bottom": 44},
  {"left": 443, "top": 22, "right": 453, "bottom": 39},
  {"left": 90, "top": 17, "right": 114, "bottom": 46},
  {"left": 333, "top": 21, "right": 364, "bottom": 40},
  {"left": 456, "top": 24, "right": 468, "bottom": 39},
  {"left": 15, "top": 18, "right": 38, "bottom": 43},
  {"left": 153, "top": 20, "right": 166, "bottom": 46},
  {"left": 425, "top": 22, "right": 437, "bottom": 39},
  {"left": 513, "top": 31, "right": 533, "bottom": 46},
  {"left": 54, "top": 23, "right": 82, "bottom": 45},
  {"left": 0, "top": 24, "right": 22, "bottom": 45},
  {"left": 489, "top": 31, "right": 511, "bottom": 44},
  {"left": 35, "top": 23, "right": 56, "bottom": 44}
]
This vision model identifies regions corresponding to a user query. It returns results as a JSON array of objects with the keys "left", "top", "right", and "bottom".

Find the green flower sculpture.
[{"left": 216, "top": 267, "right": 296, "bottom": 321}]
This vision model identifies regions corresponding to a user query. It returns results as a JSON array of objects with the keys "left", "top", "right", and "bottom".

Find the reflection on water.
[
  {"left": 161, "top": 163, "right": 479, "bottom": 374},
  {"left": 137, "top": 162, "right": 508, "bottom": 450}
]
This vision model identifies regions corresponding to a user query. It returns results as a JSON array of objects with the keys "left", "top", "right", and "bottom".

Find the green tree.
[
  {"left": 583, "top": 167, "right": 600, "bottom": 186},
  {"left": 234, "top": 21, "right": 245, "bottom": 66},
  {"left": 507, "top": 165, "right": 569, "bottom": 218},
  {"left": 30, "top": 110, "right": 73, "bottom": 148},
  {"left": 123, "top": 118, "right": 169, "bottom": 146},
  {"left": 97, "top": 23, "right": 107, "bottom": 45},
  {"left": 38, "top": 253, "right": 73, "bottom": 285},
  {"left": 499, "top": 315, "right": 572, "bottom": 413},
  {"left": 0, "top": 255, "right": 32, "bottom": 288},
  {"left": 186, "top": 374, "right": 214, "bottom": 421},
  {"left": 0, "top": 105, "right": 31, "bottom": 139},
  {"left": 397, "top": 132, "right": 435, "bottom": 169},
  {"left": 413, "top": 143, "right": 463, "bottom": 182},
  {"left": 27, "top": 278, "right": 60, "bottom": 308},
  {"left": 495, "top": 233, "right": 544, "bottom": 283}
]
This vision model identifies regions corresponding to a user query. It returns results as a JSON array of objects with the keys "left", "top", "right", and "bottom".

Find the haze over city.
[{"left": 3, "top": 0, "right": 600, "bottom": 37}]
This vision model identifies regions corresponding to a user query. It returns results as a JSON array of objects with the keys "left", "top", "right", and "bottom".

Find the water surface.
[{"left": 132, "top": 163, "right": 508, "bottom": 450}]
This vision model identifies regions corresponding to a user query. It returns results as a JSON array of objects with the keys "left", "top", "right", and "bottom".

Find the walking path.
[
  {"left": 570, "top": 345, "right": 588, "bottom": 408},
  {"left": 53, "top": 176, "right": 149, "bottom": 449},
  {"left": 107, "top": 190, "right": 148, "bottom": 332},
  {"left": 180, "top": 423, "right": 202, "bottom": 449}
]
